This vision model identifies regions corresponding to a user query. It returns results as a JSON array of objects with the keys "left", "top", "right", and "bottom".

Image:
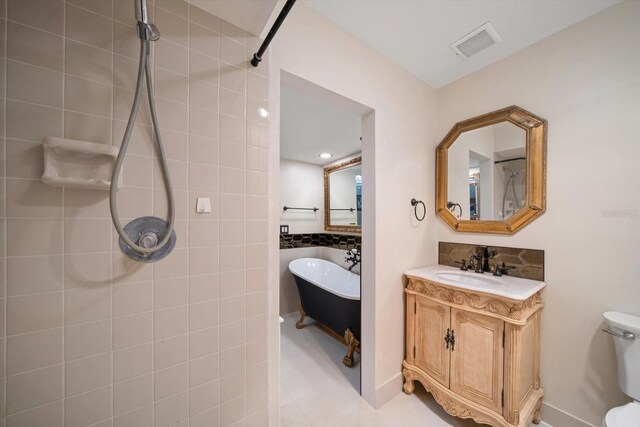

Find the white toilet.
[{"left": 603, "top": 311, "right": 640, "bottom": 427}]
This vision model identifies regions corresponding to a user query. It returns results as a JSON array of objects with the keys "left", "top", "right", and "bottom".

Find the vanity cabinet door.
[
  {"left": 449, "top": 309, "right": 504, "bottom": 414},
  {"left": 414, "top": 297, "right": 451, "bottom": 388}
]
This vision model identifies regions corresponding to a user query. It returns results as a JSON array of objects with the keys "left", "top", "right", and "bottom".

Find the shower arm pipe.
[
  {"left": 109, "top": 35, "right": 175, "bottom": 254},
  {"left": 251, "top": 0, "right": 297, "bottom": 67}
]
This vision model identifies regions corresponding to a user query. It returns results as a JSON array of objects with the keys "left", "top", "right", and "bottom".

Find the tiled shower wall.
[{"left": 0, "top": 0, "right": 270, "bottom": 426}]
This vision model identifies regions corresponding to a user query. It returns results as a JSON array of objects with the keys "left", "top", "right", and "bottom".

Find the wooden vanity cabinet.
[{"left": 403, "top": 276, "right": 544, "bottom": 427}]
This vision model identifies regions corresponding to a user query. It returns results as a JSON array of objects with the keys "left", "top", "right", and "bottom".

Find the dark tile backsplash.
[
  {"left": 438, "top": 241, "right": 544, "bottom": 281},
  {"left": 280, "top": 233, "right": 361, "bottom": 250}
]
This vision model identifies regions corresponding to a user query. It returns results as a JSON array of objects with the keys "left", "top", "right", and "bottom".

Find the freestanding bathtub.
[{"left": 288, "top": 258, "right": 361, "bottom": 367}]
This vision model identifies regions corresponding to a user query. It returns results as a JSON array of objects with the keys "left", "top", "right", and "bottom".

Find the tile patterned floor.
[{"left": 280, "top": 313, "right": 479, "bottom": 427}]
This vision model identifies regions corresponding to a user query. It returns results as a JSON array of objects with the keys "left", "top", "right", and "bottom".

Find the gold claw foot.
[
  {"left": 342, "top": 328, "right": 360, "bottom": 367},
  {"left": 295, "top": 306, "right": 306, "bottom": 329},
  {"left": 402, "top": 369, "right": 415, "bottom": 395}
]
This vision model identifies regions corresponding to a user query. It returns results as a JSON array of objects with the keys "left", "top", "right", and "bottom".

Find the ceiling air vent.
[{"left": 450, "top": 22, "right": 502, "bottom": 59}]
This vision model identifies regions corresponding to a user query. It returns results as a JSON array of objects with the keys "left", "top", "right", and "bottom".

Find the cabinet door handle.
[
  {"left": 450, "top": 329, "right": 455, "bottom": 351},
  {"left": 444, "top": 328, "right": 451, "bottom": 349}
]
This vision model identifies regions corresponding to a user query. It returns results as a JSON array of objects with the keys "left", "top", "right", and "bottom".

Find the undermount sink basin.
[{"left": 404, "top": 264, "right": 546, "bottom": 301}]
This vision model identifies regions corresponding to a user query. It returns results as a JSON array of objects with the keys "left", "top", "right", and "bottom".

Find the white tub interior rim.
[{"left": 288, "top": 258, "right": 360, "bottom": 300}]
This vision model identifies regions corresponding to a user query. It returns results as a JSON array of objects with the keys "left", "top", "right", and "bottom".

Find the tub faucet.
[{"left": 345, "top": 249, "right": 361, "bottom": 271}]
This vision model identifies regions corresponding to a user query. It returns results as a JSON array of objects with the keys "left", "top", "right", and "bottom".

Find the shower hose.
[{"left": 109, "top": 27, "right": 175, "bottom": 255}]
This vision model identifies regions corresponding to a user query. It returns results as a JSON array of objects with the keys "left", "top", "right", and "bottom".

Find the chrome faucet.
[{"left": 345, "top": 249, "right": 361, "bottom": 271}]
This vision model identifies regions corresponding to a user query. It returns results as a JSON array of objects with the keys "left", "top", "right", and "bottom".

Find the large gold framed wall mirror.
[
  {"left": 324, "top": 156, "right": 362, "bottom": 233},
  {"left": 436, "top": 106, "right": 547, "bottom": 234}
]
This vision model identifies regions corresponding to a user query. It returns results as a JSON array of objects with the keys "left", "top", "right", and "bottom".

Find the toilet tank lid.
[{"left": 604, "top": 311, "right": 640, "bottom": 334}]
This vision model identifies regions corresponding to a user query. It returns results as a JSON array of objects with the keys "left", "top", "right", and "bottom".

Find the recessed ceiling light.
[
  {"left": 450, "top": 22, "right": 502, "bottom": 59},
  {"left": 319, "top": 153, "right": 332, "bottom": 159}
]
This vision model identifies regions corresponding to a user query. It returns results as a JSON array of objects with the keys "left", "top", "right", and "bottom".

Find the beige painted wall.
[
  {"left": 269, "top": 0, "right": 439, "bottom": 408},
  {"left": 436, "top": 2, "right": 640, "bottom": 425},
  {"left": 279, "top": 159, "right": 323, "bottom": 233},
  {"left": 0, "top": 1, "right": 270, "bottom": 425}
]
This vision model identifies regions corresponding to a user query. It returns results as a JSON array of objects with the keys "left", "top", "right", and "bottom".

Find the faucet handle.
[{"left": 454, "top": 259, "right": 468, "bottom": 271}]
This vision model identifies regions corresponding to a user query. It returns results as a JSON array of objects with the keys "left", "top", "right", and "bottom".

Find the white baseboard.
[
  {"left": 374, "top": 373, "right": 404, "bottom": 408},
  {"left": 540, "top": 402, "right": 596, "bottom": 427}
]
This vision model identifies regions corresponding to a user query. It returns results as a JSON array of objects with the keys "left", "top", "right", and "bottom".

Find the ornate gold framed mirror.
[
  {"left": 324, "top": 156, "right": 362, "bottom": 233},
  {"left": 436, "top": 106, "right": 547, "bottom": 234}
]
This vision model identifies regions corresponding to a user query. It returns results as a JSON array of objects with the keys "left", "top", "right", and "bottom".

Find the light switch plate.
[{"left": 280, "top": 225, "right": 289, "bottom": 234}]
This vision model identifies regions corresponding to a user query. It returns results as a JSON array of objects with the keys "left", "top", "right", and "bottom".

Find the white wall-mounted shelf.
[{"left": 42, "top": 137, "right": 122, "bottom": 191}]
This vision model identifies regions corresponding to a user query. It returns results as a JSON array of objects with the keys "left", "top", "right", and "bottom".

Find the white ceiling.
[
  {"left": 280, "top": 85, "right": 362, "bottom": 165},
  {"left": 305, "top": 0, "right": 621, "bottom": 88},
  {"left": 185, "top": 0, "right": 280, "bottom": 37}
]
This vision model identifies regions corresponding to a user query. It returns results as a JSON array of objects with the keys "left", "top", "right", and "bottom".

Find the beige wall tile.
[
  {"left": 246, "top": 96, "right": 269, "bottom": 125},
  {"left": 246, "top": 170, "right": 268, "bottom": 196},
  {"left": 219, "top": 140, "right": 246, "bottom": 170},
  {"left": 219, "top": 193, "right": 245, "bottom": 220},
  {"left": 156, "top": 0, "right": 188, "bottom": 18},
  {"left": 154, "top": 305, "right": 188, "bottom": 340},
  {"left": 189, "top": 273, "right": 219, "bottom": 304},
  {"left": 154, "top": 276, "right": 188, "bottom": 309},
  {"left": 220, "top": 20, "right": 247, "bottom": 46},
  {"left": 67, "top": 0, "right": 113, "bottom": 17},
  {"left": 154, "top": 333, "right": 188, "bottom": 371},
  {"left": 113, "top": 251, "right": 153, "bottom": 284},
  {"left": 190, "top": 300, "right": 219, "bottom": 332},
  {"left": 156, "top": 97, "right": 188, "bottom": 132},
  {"left": 114, "top": 0, "right": 137, "bottom": 25},
  {"left": 64, "top": 218, "right": 112, "bottom": 253},
  {"left": 7, "top": 255, "right": 63, "bottom": 296},
  {"left": 219, "top": 220, "right": 245, "bottom": 246},
  {"left": 219, "top": 344, "right": 245, "bottom": 375},
  {"left": 220, "top": 37, "right": 247, "bottom": 68},
  {"left": 190, "top": 406, "right": 219, "bottom": 427},
  {"left": 113, "top": 21, "right": 139, "bottom": 59},
  {"left": 66, "top": 40, "right": 112, "bottom": 84},
  {"left": 190, "top": 23, "right": 220, "bottom": 58},
  {"left": 65, "top": 319, "right": 112, "bottom": 361},
  {"left": 113, "top": 342, "right": 152, "bottom": 382},
  {"left": 5, "top": 179, "right": 62, "bottom": 218},
  {"left": 245, "top": 315, "right": 267, "bottom": 342},
  {"left": 189, "top": 353, "right": 219, "bottom": 387},
  {"left": 156, "top": 39, "right": 188, "bottom": 75},
  {"left": 114, "top": 86, "right": 151, "bottom": 124},
  {"left": 189, "top": 162, "right": 217, "bottom": 192},
  {"left": 64, "top": 385, "right": 112, "bottom": 427},
  {"left": 64, "top": 188, "right": 111, "bottom": 218},
  {"left": 220, "top": 369, "right": 245, "bottom": 403},
  {"left": 65, "top": 352, "right": 112, "bottom": 396},
  {"left": 113, "top": 119, "right": 154, "bottom": 156},
  {"left": 65, "top": 75, "right": 112, "bottom": 117},
  {"left": 247, "top": 72, "right": 268, "bottom": 100},
  {"left": 6, "top": 100, "right": 63, "bottom": 142},
  {"left": 66, "top": 3, "right": 113, "bottom": 50},
  {"left": 155, "top": 67, "right": 188, "bottom": 104},
  {"left": 219, "top": 270, "right": 245, "bottom": 298},
  {"left": 219, "top": 167, "right": 245, "bottom": 194},
  {"left": 64, "top": 111, "right": 112, "bottom": 145},
  {"left": 154, "top": 362, "right": 188, "bottom": 401},
  {"left": 113, "top": 373, "right": 153, "bottom": 416},
  {"left": 153, "top": 247, "right": 188, "bottom": 279},
  {"left": 246, "top": 244, "right": 267, "bottom": 269},
  {"left": 65, "top": 286, "right": 112, "bottom": 325},
  {"left": 219, "top": 245, "right": 245, "bottom": 272},
  {"left": 122, "top": 154, "right": 153, "bottom": 187},
  {"left": 154, "top": 188, "right": 189, "bottom": 219},
  {"left": 5, "top": 401, "right": 63, "bottom": 427},
  {"left": 156, "top": 7, "right": 188, "bottom": 47},
  {"left": 189, "top": 326, "right": 218, "bottom": 359},
  {"left": 189, "top": 219, "right": 218, "bottom": 247},
  {"left": 246, "top": 291, "right": 268, "bottom": 318},
  {"left": 7, "top": 22, "right": 63, "bottom": 71},
  {"left": 189, "top": 50, "right": 219, "bottom": 86},
  {"left": 159, "top": 128, "right": 189, "bottom": 161},
  {"left": 65, "top": 252, "right": 112, "bottom": 289},
  {"left": 246, "top": 267, "right": 268, "bottom": 293},
  {"left": 112, "top": 186, "right": 152, "bottom": 218},
  {"left": 113, "top": 281, "right": 152, "bottom": 317},
  {"left": 189, "top": 106, "right": 219, "bottom": 138},
  {"left": 246, "top": 122, "right": 268, "bottom": 148},
  {"left": 189, "top": 379, "right": 219, "bottom": 417},
  {"left": 154, "top": 159, "right": 188, "bottom": 190},
  {"left": 154, "top": 391, "right": 189, "bottom": 427},
  {"left": 189, "top": 5, "right": 219, "bottom": 32},
  {"left": 7, "top": 328, "right": 63, "bottom": 375},
  {"left": 246, "top": 220, "right": 267, "bottom": 244},
  {"left": 7, "top": 61, "right": 63, "bottom": 107},
  {"left": 6, "top": 364, "right": 63, "bottom": 415},
  {"left": 219, "top": 319, "right": 245, "bottom": 351},
  {"left": 8, "top": 0, "right": 64, "bottom": 35},
  {"left": 220, "top": 64, "right": 246, "bottom": 94},
  {"left": 246, "top": 338, "right": 267, "bottom": 367},
  {"left": 5, "top": 139, "right": 43, "bottom": 179},
  {"left": 189, "top": 78, "right": 219, "bottom": 111},
  {"left": 220, "top": 394, "right": 245, "bottom": 427},
  {"left": 246, "top": 386, "right": 268, "bottom": 417},
  {"left": 189, "top": 246, "right": 219, "bottom": 276},
  {"left": 113, "top": 403, "right": 153, "bottom": 427},
  {"left": 246, "top": 361, "right": 268, "bottom": 392},
  {"left": 246, "top": 146, "right": 269, "bottom": 172},
  {"left": 113, "top": 312, "right": 152, "bottom": 349},
  {"left": 220, "top": 114, "right": 246, "bottom": 144},
  {"left": 219, "top": 296, "right": 245, "bottom": 325},
  {"left": 113, "top": 53, "right": 137, "bottom": 90},
  {"left": 6, "top": 291, "right": 63, "bottom": 335}
]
